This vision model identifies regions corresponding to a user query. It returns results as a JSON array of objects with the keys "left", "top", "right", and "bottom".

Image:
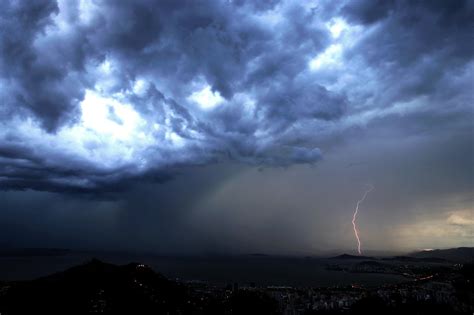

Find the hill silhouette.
[
  {"left": 0, "top": 259, "right": 192, "bottom": 314},
  {"left": 0, "top": 259, "right": 279, "bottom": 315}
]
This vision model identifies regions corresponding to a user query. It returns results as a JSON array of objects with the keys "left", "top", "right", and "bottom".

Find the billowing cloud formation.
[{"left": 0, "top": 0, "right": 472, "bottom": 193}]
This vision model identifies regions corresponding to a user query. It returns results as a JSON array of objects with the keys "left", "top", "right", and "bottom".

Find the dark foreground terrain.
[{"left": 0, "top": 256, "right": 473, "bottom": 315}]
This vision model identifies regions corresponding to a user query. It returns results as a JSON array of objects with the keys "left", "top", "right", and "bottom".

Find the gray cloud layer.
[{"left": 0, "top": 0, "right": 472, "bottom": 197}]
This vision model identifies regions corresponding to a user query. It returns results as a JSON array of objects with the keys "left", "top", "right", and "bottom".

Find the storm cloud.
[
  {"left": 0, "top": 0, "right": 472, "bottom": 253},
  {"left": 1, "top": 0, "right": 469, "bottom": 193}
]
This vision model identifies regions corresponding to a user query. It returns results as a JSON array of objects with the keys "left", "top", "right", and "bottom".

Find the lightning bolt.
[{"left": 352, "top": 184, "right": 374, "bottom": 255}]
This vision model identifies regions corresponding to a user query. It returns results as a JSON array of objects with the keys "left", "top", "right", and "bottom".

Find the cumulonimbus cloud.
[{"left": 0, "top": 0, "right": 472, "bottom": 193}]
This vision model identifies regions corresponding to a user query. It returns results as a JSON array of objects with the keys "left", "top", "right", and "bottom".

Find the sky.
[{"left": 0, "top": 0, "right": 473, "bottom": 255}]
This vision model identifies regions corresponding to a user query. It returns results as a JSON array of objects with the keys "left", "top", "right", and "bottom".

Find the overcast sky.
[{"left": 0, "top": 0, "right": 472, "bottom": 255}]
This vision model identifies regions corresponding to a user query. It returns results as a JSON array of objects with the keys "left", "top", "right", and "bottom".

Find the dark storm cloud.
[
  {"left": 0, "top": 0, "right": 472, "bottom": 194},
  {"left": 341, "top": 0, "right": 474, "bottom": 109},
  {"left": 0, "top": 0, "right": 332, "bottom": 192},
  {"left": 0, "top": 0, "right": 87, "bottom": 131}
]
